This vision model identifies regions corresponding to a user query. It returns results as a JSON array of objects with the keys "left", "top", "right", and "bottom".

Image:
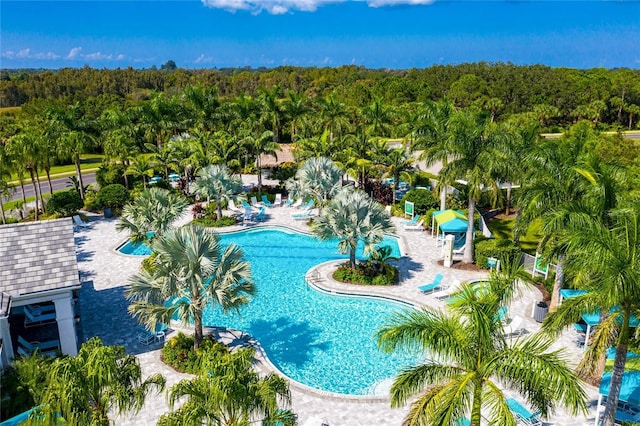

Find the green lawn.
[
  {"left": 486, "top": 217, "right": 542, "bottom": 254},
  {"left": 8, "top": 154, "right": 105, "bottom": 183}
]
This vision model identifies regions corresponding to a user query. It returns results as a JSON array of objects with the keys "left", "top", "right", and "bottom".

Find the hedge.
[{"left": 474, "top": 238, "right": 522, "bottom": 269}]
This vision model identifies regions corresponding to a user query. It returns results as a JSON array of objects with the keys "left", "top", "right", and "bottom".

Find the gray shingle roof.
[{"left": 0, "top": 218, "right": 80, "bottom": 298}]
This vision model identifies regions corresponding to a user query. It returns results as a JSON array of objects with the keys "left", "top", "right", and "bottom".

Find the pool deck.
[{"left": 74, "top": 199, "right": 600, "bottom": 425}]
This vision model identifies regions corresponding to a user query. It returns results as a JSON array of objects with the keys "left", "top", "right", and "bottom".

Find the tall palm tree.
[
  {"left": 158, "top": 345, "right": 296, "bottom": 426},
  {"left": 101, "top": 107, "right": 139, "bottom": 187},
  {"left": 377, "top": 266, "right": 587, "bottom": 426},
  {"left": 125, "top": 155, "right": 154, "bottom": 189},
  {"left": 361, "top": 98, "right": 394, "bottom": 138},
  {"left": 0, "top": 142, "right": 13, "bottom": 224},
  {"left": 135, "top": 92, "right": 185, "bottom": 150},
  {"left": 46, "top": 102, "right": 95, "bottom": 199},
  {"left": 281, "top": 89, "right": 310, "bottom": 142},
  {"left": 382, "top": 147, "right": 415, "bottom": 203},
  {"left": 35, "top": 337, "right": 165, "bottom": 426},
  {"left": 438, "top": 110, "right": 505, "bottom": 263},
  {"left": 126, "top": 224, "right": 255, "bottom": 349},
  {"left": 259, "top": 85, "right": 283, "bottom": 142},
  {"left": 240, "top": 128, "right": 278, "bottom": 194},
  {"left": 116, "top": 187, "right": 188, "bottom": 243},
  {"left": 9, "top": 127, "right": 42, "bottom": 220},
  {"left": 317, "top": 93, "right": 350, "bottom": 141},
  {"left": 191, "top": 164, "right": 242, "bottom": 220},
  {"left": 416, "top": 99, "right": 457, "bottom": 211},
  {"left": 204, "top": 130, "right": 242, "bottom": 172},
  {"left": 543, "top": 205, "right": 640, "bottom": 426},
  {"left": 182, "top": 83, "right": 221, "bottom": 132},
  {"left": 312, "top": 187, "right": 393, "bottom": 269}
]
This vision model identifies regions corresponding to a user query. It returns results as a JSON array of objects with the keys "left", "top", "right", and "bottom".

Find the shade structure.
[
  {"left": 432, "top": 210, "right": 472, "bottom": 249},
  {"left": 599, "top": 371, "right": 640, "bottom": 405}
]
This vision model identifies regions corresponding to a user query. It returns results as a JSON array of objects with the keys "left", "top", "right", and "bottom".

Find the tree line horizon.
[{"left": 1, "top": 62, "right": 639, "bottom": 131}]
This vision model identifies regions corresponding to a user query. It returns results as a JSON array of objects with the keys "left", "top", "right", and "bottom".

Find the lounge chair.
[
  {"left": 24, "top": 305, "right": 57, "bottom": 327},
  {"left": 506, "top": 398, "right": 542, "bottom": 426},
  {"left": 504, "top": 315, "right": 526, "bottom": 338},
  {"left": 251, "top": 196, "right": 262, "bottom": 208},
  {"left": 496, "top": 306, "right": 509, "bottom": 322},
  {"left": 400, "top": 215, "right": 419, "bottom": 226},
  {"left": 17, "top": 335, "right": 60, "bottom": 355},
  {"left": 72, "top": 215, "right": 90, "bottom": 229},
  {"left": 255, "top": 207, "right": 266, "bottom": 222},
  {"left": 418, "top": 273, "right": 444, "bottom": 294},
  {"left": 403, "top": 220, "right": 424, "bottom": 231},
  {"left": 228, "top": 199, "right": 243, "bottom": 214},
  {"left": 290, "top": 199, "right": 303, "bottom": 208},
  {"left": 273, "top": 193, "right": 282, "bottom": 207},
  {"left": 292, "top": 211, "right": 313, "bottom": 220},
  {"left": 455, "top": 418, "right": 470, "bottom": 426},
  {"left": 453, "top": 246, "right": 465, "bottom": 255},
  {"left": 137, "top": 328, "right": 157, "bottom": 345},
  {"left": 298, "top": 199, "right": 315, "bottom": 210},
  {"left": 261, "top": 195, "right": 274, "bottom": 207},
  {"left": 283, "top": 198, "right": 294, "bottom": 207}
]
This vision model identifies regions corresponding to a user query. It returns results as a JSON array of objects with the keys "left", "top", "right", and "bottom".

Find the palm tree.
[
  {"left": 543, "top": 205, "right": 640, "bottom": 426},
  {"left": 191, "top": 164, "right": 242, "bottom": 220},
  {"left": 438, "top": 110, "right": 505, "bottom": 263},
  {"left": 0, "top": 141, "right": 13, "bottom": 224},
  {"left": 317, "top": 93, "right": 350, "bottom": 141},
  {"left": 259, "top": 85, "right": 283, "bottom": 142},
  {"left": 9, "top": 127, "right": 43, "bottom": 220},
  {"left": 125, "top": 155, "right": 154, "bottom": 189},
  {"left": 35, "top": 337, "right": 165, "bottom": 426},
  {"left": 361, "top": 98, "right": 394, "bottom": 137},
  {"left": 382, "top": 147, "right": 415, "bottom": 203},
  {"left": 126, "top": 224, "right": 255, "bottom": 349},
  {"left": 377, "top": 266, "right": 587, "bottom": 426},
  {"left": 287, "top": 157, "right": 343, "bottom": 212},
  {"left": 46, "top": 102, "right": 95, "bottom": 199},
  {"left": 116, "top": 187, "right": 188, "bottom": 243},
  {"left": 204, "top": 130, "right": 242, "bottom": 172},
  {"left": 416, "top": 99, "right": 456, "bottom": 211},
  {"left": 158, "top": 345, "right": 296, "bottom": 426},
  {"left": 281, "top": 90, "right": 310, "bottom": 142},
  {"left": 312, "top": 187, "right": 393, "bottom": 269},
  {"left": 240, "top": 128, "right": 278, "bottom": 193},
  {"left": 182, "top": 83, "right": 221, "bottom": 132}
]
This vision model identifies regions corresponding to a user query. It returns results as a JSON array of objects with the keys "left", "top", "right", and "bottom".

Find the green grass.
[
  {"left": 8, "top": 154, "right": 105, "bottom": 183},
  {"left": 2, "top": 195, "right": 38, "bottom": 211},
  {"left": 486, "top": 217, "right": 542, "bottom": 254}
]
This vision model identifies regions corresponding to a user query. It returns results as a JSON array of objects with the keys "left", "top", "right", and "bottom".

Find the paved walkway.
[{"left": 74, "top": 196, "right": 601, "bottom": 425}]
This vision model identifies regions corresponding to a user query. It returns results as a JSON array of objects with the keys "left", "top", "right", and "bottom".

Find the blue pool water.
[{"left": 120, "top": 227, "right": 418, "bottom": 395}]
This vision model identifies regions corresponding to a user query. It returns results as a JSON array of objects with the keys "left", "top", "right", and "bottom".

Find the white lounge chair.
[
  {"left": 403, "top": 220, "right": 424, "bottom": 231},
  {"left": 72, "top": 215, "right": 90, "bottom": 228},
  {"left": 250, "top": 196, "right": 262, "bottom": 208},
  {"left": 289, "top": 199, "right": 303, "bottom": 208},
  {"left": 228, "top": 199, "right": 243, "bottom": 214},
  {"left": 273, "top": 193, "right": 282, "bottom": 207}
]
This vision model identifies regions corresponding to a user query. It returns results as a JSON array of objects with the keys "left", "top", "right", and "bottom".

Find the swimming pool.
[{"left": 121, "top": 227, "right": 418, "bottom": 395}]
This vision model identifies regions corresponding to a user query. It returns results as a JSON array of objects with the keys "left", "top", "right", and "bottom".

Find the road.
[{"left": 8, "top": 172, "right": 96, "bottom": 202}]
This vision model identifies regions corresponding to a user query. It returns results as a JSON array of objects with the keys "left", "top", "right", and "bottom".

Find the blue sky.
[{"left": 1, "top": 0, "right": 639, "bottom": 69}]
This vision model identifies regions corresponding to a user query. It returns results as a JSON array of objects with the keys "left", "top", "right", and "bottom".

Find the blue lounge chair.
[
  {"left": 506, "top": 398, "right": 542, "bottom": 426},
  {"left": 17, "top": 335, "right": 60, "bottom": 356},
  {"left": 455, "top": 418, "right": 470, "bottom": 426},
  {"left": 23, "top": 305, "right": 56, "bottom": 327},
  {"left": 261, "top": 195, "right": 274, "bottom": 207},
  {"left": 418, "top": 273, "right": 443, "bottom": 293},
  {"left": 299, "top": 199, "right": 314, "bottom": 211},
  {"left": 291, "top": 211, "right": 313, "bottom": 220},
  {"left": 496, "top": 306, "right": 508, "bottom": 321},
  {"left": 400, "top": 215, "right": 419, "bottom": 226},
  {"left": 255, "top": 207, "right": 266, "bottom": 222}
]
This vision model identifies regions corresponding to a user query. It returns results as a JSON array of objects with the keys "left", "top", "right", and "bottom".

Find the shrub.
[
  {"left": 272, "top": 162, "right": 297, "bottom": 183},
  {"left": 96, "top": 163, "right": 126, "bottom": 187},
  {"left": 141, "top": 252, "right": 158, "bottom": 273},
  {"left": 96, "top": 184, "right": 130, "bottom": 210},
  {"left": 400, "top": 188, "right": 439, "bottom": 216},
  {"left": 474, "top": 238, "right": 522, "bottom": 269},
  {"left": 193, "top": 215, "right": 237, "bottom": 228},
  {"left": 161, "top": 332, "right": 226, "bottom": 374},
  {"left": 46, "top": 190, "right": 84, "bottom": 216},
  {"left": 333, "top": 262, "right": 398, "bottom": 286},
  {"left": 412, "top": 171, "right": 437, "bottom": 188},
  {"left": 366, "top": 180, "right": 394, "bottom": 206},
  {"left": 192, "top": 203, "right": 205, "bottom": 219}
]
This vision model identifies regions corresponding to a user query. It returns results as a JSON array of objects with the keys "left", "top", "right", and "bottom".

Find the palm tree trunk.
[
  {"left": 440, "top": 187, "right": 447, "bottom": 211},
  {"left": 216, "top": 196, "right": 223, "bottom": 220},
  {"left": 19, "top": 179, "right": 26, "bottom": 207},
  {"left": 36, "top": 173, "right": 46, "bottom": 213},
  {"left": 0, "top": 201, "right": 6, "bottom": 224},
  {"left": 601, "top": 314, "right": 631, "bottom": 426},
  {"left": 549, "top": 255, "right": 565, "bottom": 311},
  {"left": 74, "top": 156, "right": 85, "bottom": 199},
  {"left": 194, "top": 314, "right": 204, "bottom": 350},
  {"left": 257, "top": 157, "right": 262, "bottom": 194},
  {"left": 349, "top": 247, "right": 356, "bottom": 269},
  {"left": 463, "top": 198, "right": 475, "bottom": 263},
  {"left": 505, "top": 183, "right": 512, "bottom": 216},
  {"left": 46, "top": 168, "right": 54, "bottom": 195},
  {"left": 29, "top": 169, "right": 39, "bottom": 221},
  {"left": 470, "top": 383, "right": 482, "bottom": 426}
]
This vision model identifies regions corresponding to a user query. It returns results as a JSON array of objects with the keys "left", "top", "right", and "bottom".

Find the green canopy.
[{"left": 433, "top": 210, "right": 467, "bottom": 226}]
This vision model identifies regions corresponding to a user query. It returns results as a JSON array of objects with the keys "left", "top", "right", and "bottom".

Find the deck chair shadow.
[{"left": 504, "top": 315, "right": 526, "bottom": 338}]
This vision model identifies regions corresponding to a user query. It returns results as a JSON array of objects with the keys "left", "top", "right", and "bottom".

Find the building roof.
[
  {"left": 257, "top": 144, "right": 296, "bottom": 169},
  {"left": 0, "top": 218, "right": 80, "bottom": 299}
]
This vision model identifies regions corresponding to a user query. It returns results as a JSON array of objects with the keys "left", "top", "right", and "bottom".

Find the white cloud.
[
  {"left": 200, "top": 0, "right": 434, "bottom": 14},
  {"left": 1, "top": 48, "right": 60, "bottom": 60},
  {"left": 366, "top": 0, "right": 434, "bottom": 7},
  {"left": 66, "top": 46, "right": 82, "bottom": 59},
  {"left": 201, "top": 0, "right": 343, "bottom": 14},
  {"left": 194, "top": 53, "right": 214, "bottom": 64},
  {"left": 83, "top": 52, "right": 113, "bottom": 60}
]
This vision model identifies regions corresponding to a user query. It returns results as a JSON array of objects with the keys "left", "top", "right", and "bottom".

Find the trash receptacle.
[
  {"left": 534, "top": 301, "right": 549, "bottom": 323},
  {"left": 103, "top": 207, "right": 112, "bottom": 218}
]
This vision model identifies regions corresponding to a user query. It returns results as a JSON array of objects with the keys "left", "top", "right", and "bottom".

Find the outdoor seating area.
[{"left": 418, "top": 273, "right": 444, "bottom": 294}]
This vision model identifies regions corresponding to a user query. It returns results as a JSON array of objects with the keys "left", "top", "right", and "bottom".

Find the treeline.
[{"left": 1, "top": 63, "right": 639, "bottom": 129}]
